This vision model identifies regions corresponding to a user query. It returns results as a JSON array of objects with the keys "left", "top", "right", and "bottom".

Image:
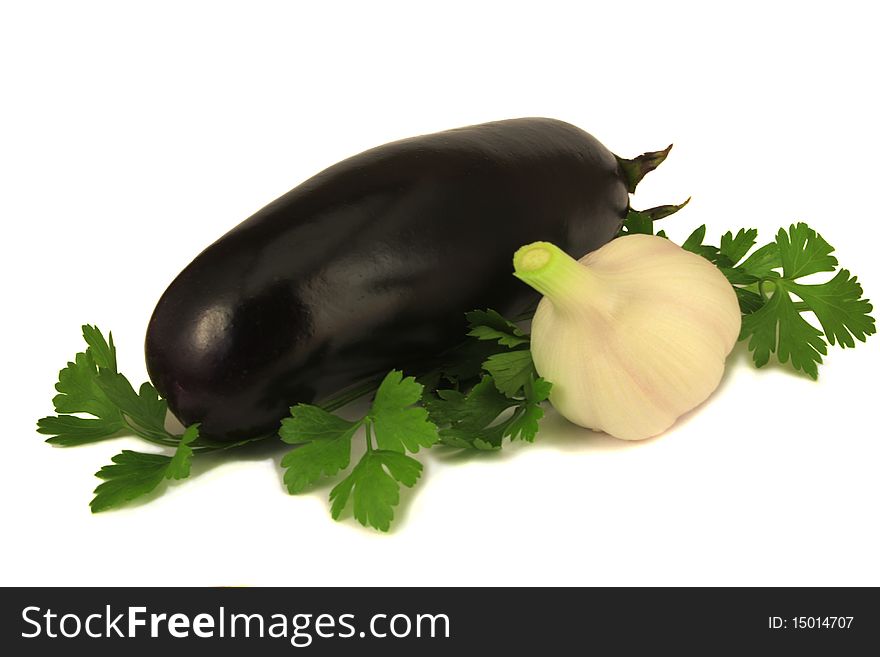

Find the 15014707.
[{"left": 768, "top": 617, "right": 854, "bottom": 630}]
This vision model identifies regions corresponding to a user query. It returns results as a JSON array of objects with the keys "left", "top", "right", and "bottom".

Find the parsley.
[
  {"left": 428, "top": 374, "right": 551, "bottom": 450},
  {"left": 280, "top": 370, "right": 437, "bottom": 532},
  {"left": 38, "top": 325, "right": 177, "bottom": 447},
  {"left": 38, "top": 326, "right": 211, "bottom": 511},
  {"left": 740, "top": 224, "right": 874, "bottom": 377},
  {"left": 329, "top": 450, "right": 422, "bottom": 532},
  {"left": 483, "top": 349, "right": 535, "bottom": 397},
  {"left": 465, "top": 309, "right": 530, "bottom": 347},
  {"left": 679, "top": 222, "right": 875, "bottom": 378},
  {"left": 425, "top": 312, "right": 552, "bottom": 450},
  {"left": 278, "top": 407, "right": 359, "bottom": 494},
  {"left": 90, "top": 425, "right": 199, "bottom": 512}
]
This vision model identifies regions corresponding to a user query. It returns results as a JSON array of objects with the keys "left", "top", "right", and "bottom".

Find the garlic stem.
[{"left": 513, "top": 242, "right": 603, "bottom": 312}]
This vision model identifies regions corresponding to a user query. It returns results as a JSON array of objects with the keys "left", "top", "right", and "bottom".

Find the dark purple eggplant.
[{"left": 145, "top": 117, "right": 669, "bottom": 441}]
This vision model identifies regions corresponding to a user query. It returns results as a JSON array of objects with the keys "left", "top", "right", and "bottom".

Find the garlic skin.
[{"left": 513, "top": 234, "right": 741, "bottom": 441}]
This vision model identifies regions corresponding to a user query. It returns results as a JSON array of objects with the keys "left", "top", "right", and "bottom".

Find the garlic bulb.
[{"left": 513, "top": 234, "right": 741, "bottom": 440}]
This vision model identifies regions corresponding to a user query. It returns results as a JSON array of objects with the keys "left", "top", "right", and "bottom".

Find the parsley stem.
[
  {"left": 364, "top": 421, "right": 374, "bottom": 453},
  {"left": 120, "top": 417, "right": 180, "bottom": 448},
  {"left": 318, "top": 375, "right": 386, "bottom": 413}
]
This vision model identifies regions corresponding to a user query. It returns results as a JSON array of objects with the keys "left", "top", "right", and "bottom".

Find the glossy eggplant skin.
[{"left": 146, "top": 118, "right": 629, "bottom": 440}]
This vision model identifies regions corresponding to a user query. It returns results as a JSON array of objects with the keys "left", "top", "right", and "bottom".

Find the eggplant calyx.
[
  {"left": 635, "top": 196, "right": 691, "bottom": 222},
  {"left": 616, "top": 144, "right": 674, "bottom": 193}
]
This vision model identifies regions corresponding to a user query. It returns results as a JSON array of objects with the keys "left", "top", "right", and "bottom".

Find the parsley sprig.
[
  {"left": 38, "top": 325, "right": 234, "bottom": 511},
  {"left": 678, "top": 222, "right": 875, "bottom": 378},
  {"left": 278, "top": 313, "right": 552, "bottom": 530},
  {"left": 426, "top": 311, "right": 552, "bottom": 450},
  {"left": 280, "top": 371, "right": 437, "bottom": 532}
]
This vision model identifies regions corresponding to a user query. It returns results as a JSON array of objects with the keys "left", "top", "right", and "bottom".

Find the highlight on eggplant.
[{"left": 145, "top": 118, "right": 674, "bottom": 441}]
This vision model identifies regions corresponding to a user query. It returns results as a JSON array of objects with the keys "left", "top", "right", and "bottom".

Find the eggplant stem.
[
  {"left": 616, "top": 144, "right": 673, "bottom": 193},
  {"left": 634, "top": 197, "right": 691, "bottom": 223}
]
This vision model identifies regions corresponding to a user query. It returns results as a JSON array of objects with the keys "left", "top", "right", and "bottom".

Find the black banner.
[{"left": 1, "top": 587, "right": 876, "bottom": 654}]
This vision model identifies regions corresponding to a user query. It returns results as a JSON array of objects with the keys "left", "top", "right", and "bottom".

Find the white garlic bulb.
[{"left": 513, "top": 234, "right": 741, "bottom": 440}]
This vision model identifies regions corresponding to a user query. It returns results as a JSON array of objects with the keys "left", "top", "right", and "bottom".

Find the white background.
[{"left": 1, "top": 1, "right": 878, "bottom": 586}]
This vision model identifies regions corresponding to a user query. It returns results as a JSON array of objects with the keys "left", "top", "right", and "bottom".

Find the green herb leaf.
[
  {"left": 90, "top": 424, "right": 200, "bottom": 512},
  {"left": 777, "top": 222, "right": 837, "bottom": 278},
  {"left": 789, "top": 270, "right": 874, "bottom": 348},
  {"left": 428, "top": 373, "right": 551, "bottom": 449},
  {"left": 369, "top": 370, "right": 438, "bottom": 453},
  {"left": 166, "top": 424, "right": 199, "bottom": 479},
  {"left": 719, "top": 228, "right": 758, "bottom": 265},
  {"left": 731, "top": 223, "right": 874, "bottom": 377},
  {"left": 37, "top": 415, "right": 123, "bottom": 446},
  {"left": 38, "top": 326, "right": 125, "bottom": 445},
  {"left": 81, "top": 324, "right": 117, "bottom": 372},
  {"left": 734, "top": 287, "right": 765, "bottom": 315},
  {"left": 483, "top": 349, "right": 535, "bottom": 397},
  {"left": 428, "top": 376, "right": 516, "bottom": 442},
  {"left": 738, "top": 242, "right": 782, "bottom": 279},
  {"left": 279, "top": 405, "right": 359, "bottom": 493},
  {"left": 329, "top": 450, "right": 422, "bottom": 532},
  {"left": 51, "top": 350, "right": 118, "bottom": 419},
  {"left": 95, "top": 373, "right": 168, "bottom": 436},
  {"left": 621, "top": 210, "right": 654, "bottom": 235},
  {"left": 741, "top": 288, "right": 828, "bottom": 378},
  {"left": 682, "top": 225, "right": 722, "bottom": 262},
  {"left": 505, "top": 376, "right": 552, "bottom": 443},
  {"left": 90, "top": 451, "right": 171, "bottom": 513},
  {"left": 280, "top": 369, "right": 438, "bottom": 530},
  {"left": 465, "top": 309, "right": 529, "bottom": 348}
]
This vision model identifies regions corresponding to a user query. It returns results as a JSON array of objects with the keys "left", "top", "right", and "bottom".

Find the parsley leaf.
[
  {"left": 507, "top": 377, "right": 553, "bottom": 442},
  {"left": 777, "top": 222, "right": 836, "bottom": 278},
  {"left": 682, "top": 225, "right": 723, "bottom": 262},
  {"left": 738, "top": 224, "right": 875, "bottom": 377},
  {"left": 81, "top": 324, "right": 117, "bottom": 372},
  {"left": 428, "top": 377, "right": 516, "bottom": 449},
  {"left": 741, "top": 288, "right": 828, "bottom": 377},
  {"left": 38, "top": 325, "right": 176, "bottom": 446},
  {"left": 425, "top": 312, "right": 552, "bottom": 450},
  {"left": 685, "top": 222, "right": 875, "bottom": 377},
  {"left": 719, "top": 228, "right": 758, "bottom": 265},
  {"left": 465, "top": 309, "right": 529, "bottom": 347},
  {"left": 417, "top": 308, "right": 535, "bottom": 393},
  {"left": 738, "top": 242, "right": 783, "bottom": 279},
  {"left": 280, "top": 370, "right": 437, "bottom": 531},
  {"left": 621, "top": 210, "right": 654, "bottom": 235},
  {"left": 166, "top": 425, "right": 199, "bottom": 479},
  {"left": 279, "top": 405, "right": 359, "bottom": 493},
  {"left": 90, "top": 424, "right": 199, "bottom": 512},
  {"left": 483, "top": 350, "right": 535, "bottom": 397},
  {"left": 789, "top": 270, "right": 875, "bottom": 348},
  {"left": 428, "top": 373, "right": 552, "bottom": 449},
  {"left": 370, "top": 371, "right": 438, "bottom": 453},
  {"left": 37, "top": 326, "right": 124, "bottom": 446},
  {"left": 329, "top": 450, "right": 422, "bottom": 532},
  {"left": 95, "top": 374, "right": 169, "bottom": 438}
]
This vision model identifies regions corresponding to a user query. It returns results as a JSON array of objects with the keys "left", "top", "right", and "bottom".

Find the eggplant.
[{"left": 146, "top": 117, "right": 668, "bottom": 441}]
